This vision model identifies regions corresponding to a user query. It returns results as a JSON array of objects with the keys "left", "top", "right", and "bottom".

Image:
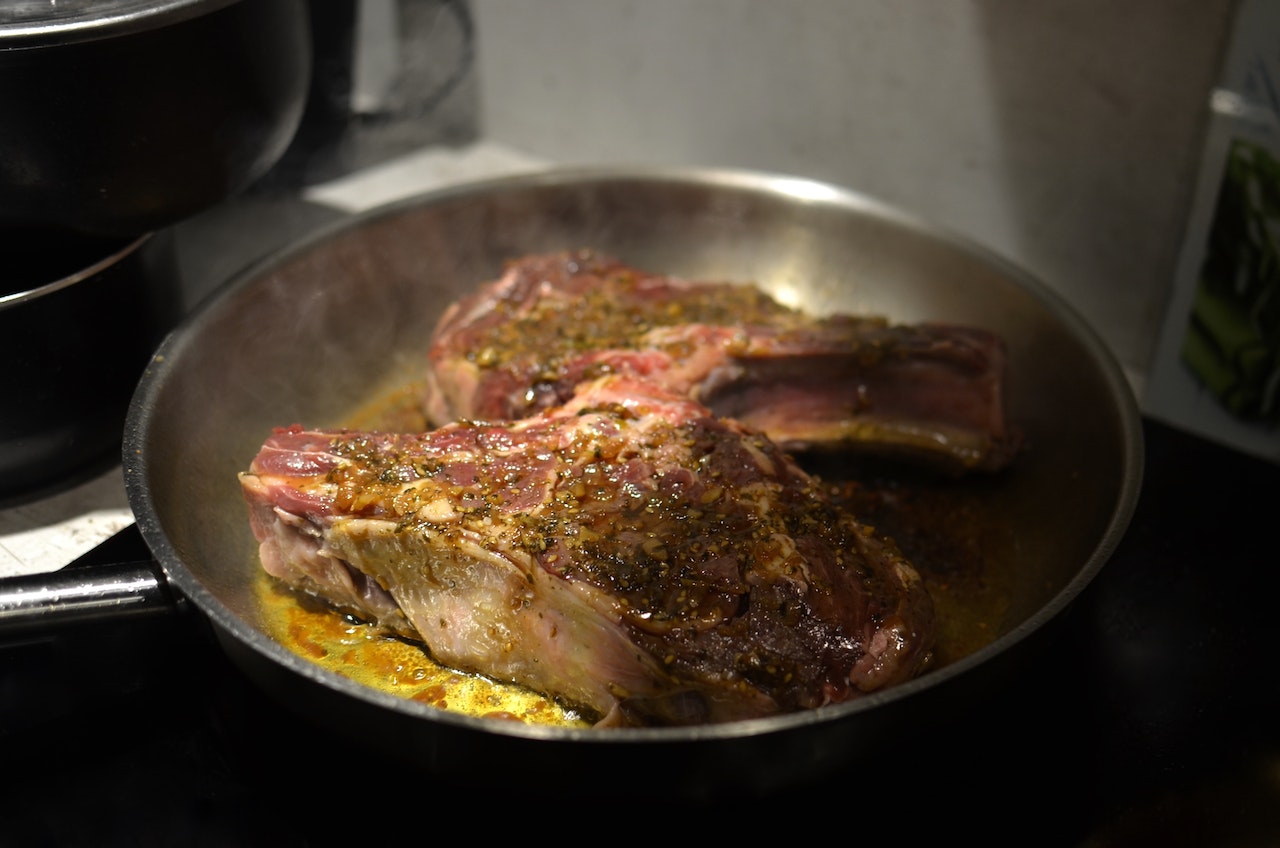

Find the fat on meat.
[
  {"left": 239, "top": 375, "right": 936, "bottom": 727},
  {"left": 425, "top": 249, "right": 1020, "bottom": 474}
]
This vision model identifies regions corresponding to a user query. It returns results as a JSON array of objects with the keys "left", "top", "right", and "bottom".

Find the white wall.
[{"left": 470, "top": 0, "right": 1236, "bottom": 389}]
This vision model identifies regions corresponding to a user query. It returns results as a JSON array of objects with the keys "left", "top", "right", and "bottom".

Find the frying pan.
[{"left": 0, "top": 167, "right": 1143, "bottom": 799}]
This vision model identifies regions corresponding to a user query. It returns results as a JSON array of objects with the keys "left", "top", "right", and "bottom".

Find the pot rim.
[
  {"left": 0, "top": 0, "right": 241, "bottom": 48},
  {"left": 0, "top": 232, "right": 151, "bottom": 311}
]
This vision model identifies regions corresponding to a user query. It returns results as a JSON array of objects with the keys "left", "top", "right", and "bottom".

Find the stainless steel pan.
[{"left": 3, "top": 167, "right": 1144, "bottom": 798}]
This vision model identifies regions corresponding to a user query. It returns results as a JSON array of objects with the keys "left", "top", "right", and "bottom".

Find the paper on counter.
[
  {"left": 0, "top": 467, "right": 133, "bottom": 578},
  {"left": 303, "top": 139, "right": 548, "bottom": 214}
]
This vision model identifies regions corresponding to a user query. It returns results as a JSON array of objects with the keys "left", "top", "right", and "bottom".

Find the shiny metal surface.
[
  {"left": 120, "top": 166, "right": 1144, "bottom": 794},
  {"left": 0, "top": 560, "right": 180, "bottom": 636},
  {"left": 0, "top": 234, "right": 151, "bottom": 310},
  {"left": 0, "top": 0, "right": 238, "bottom": 46}
]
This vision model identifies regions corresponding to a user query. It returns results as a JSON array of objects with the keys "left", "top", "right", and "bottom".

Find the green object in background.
[{"left": 1182, "top": 139, "right": 1280, "bottom": 424}]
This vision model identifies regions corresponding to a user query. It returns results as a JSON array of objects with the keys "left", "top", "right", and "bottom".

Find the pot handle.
[{"left": 0, "top": 534, "right": 185, "bottom": 638}]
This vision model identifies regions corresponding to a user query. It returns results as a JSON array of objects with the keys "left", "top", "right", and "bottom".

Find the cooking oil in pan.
[
  {"left": 254, "top": 570, "right": 593, "bottom": 727},
  {"left": 252, "top": 382, "right": 1019, "bottom": 725}
]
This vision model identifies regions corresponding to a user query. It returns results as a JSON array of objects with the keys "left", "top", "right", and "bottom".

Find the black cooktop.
[{"left": 2, "top": 416, "right": 1278, "bottom": 846}]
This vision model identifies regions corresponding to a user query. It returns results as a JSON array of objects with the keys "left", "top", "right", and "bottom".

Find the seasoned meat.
[
  {"left": 425, "top": 250, "right": 1019, "bottom": 473},
  {"left": 240, "top": 375, "right": 936, "bottom": 727}
]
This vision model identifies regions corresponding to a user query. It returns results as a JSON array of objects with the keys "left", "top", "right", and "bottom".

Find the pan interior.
[{"left": 126, "top": 167, "right": 1141, "bottom": 738}]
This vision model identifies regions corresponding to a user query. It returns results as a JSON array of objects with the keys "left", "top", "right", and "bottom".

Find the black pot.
[
  {"left": 0, "top": 229, "right": 182, "bottom": 503},
  {"left": 0, "top": 0, "right": 312, "bottom": 236}
]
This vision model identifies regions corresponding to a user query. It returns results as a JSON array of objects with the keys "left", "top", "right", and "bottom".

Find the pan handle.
[{"left": 0, "top": 527, "right": 186, "bottom": 638}]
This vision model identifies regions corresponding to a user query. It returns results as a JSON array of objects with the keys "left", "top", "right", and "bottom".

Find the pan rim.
[{"left": 123, "top": 163, "right": 1145, "bottom": 744}]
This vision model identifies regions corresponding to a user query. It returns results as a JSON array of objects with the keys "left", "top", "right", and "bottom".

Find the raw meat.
[
  {"left": 240, "top": 375, "right": 936, "bottom": 727},
  {"left": 425, "top": 249, "right": 1019, "bottom": 473}
]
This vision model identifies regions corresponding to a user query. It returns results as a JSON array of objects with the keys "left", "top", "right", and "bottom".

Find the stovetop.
[
  {"left": 2, "top": 144, "right": 1279, "bottom": 846},
  {"left": 2, "top": 419, "right": 1277, "bottom": 846}
]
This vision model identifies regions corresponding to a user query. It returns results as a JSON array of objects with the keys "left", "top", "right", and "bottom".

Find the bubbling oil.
[{"left": 252, "top": 378, "right": 1018, "bottom": 726}]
